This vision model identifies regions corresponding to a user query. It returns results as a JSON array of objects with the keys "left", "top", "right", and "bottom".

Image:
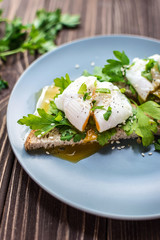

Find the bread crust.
[{"left": 25, "top": 128, "right": 138, "bottom": 151}]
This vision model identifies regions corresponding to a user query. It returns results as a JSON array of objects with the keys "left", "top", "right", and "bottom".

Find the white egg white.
[
  {"left": 55, "top": 76, "right": 133, "bottom": 132},
  {"left": 55, "top": 76, "right": 97, "bottom": 131},
  {"left": 126, "top": 54, "right": 160, "bottom": 101},
  {"left": 94, "top": 81, "right": 133, "bottom": 132}
]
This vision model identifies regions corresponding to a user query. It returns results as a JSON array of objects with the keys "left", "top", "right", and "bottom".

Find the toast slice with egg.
[{"left": 19, "top": 76, "right": 160, "bottom": 152}]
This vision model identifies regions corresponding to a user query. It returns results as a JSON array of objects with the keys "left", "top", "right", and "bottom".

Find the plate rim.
[{"left": 6, "top": 34, "right": 160, "bottom": 220}]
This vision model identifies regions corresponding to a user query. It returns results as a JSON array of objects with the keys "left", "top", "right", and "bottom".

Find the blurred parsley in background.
[{"left": 0, "top": 6, "right": 80, "bottom": 90}]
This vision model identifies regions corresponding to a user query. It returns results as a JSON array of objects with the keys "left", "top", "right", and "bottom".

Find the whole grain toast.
[{"left": 25, "top": 128, "right": 138, "bottom": 151}]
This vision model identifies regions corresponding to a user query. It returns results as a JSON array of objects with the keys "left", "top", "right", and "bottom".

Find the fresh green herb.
[
  {"left": 102, "top": 50, "right": 129, "bottom": 83},
  {"left": 17, "top": 108, "right": 71, "bottom": 137},
  {"left": 48, "top": 100, "right": 59, "bottom": 115},
  {"left": 60, "top": 14, "right": 80, "bottom": 27},
  {"left": 95, "top": 88, "right": 111, "bottom": 93},
  {"left": 54, "top": 111, "right": 63, "bottom": 121},
  {"left": 103, "top": 106, "right": 112, "bottom": 121},
  {"left": 60, "top": 128, "right": 86, "bottom": 142},
  {"left": 127, "top": 81, "right": 137, "bottom": 95},
  {"left": 82, "top": 66, "right": 110, "bottom": 82},
  {"left": 82, "top": 70, "right": 91, "bottom": 77},
  {"left": 78, "top": 82, "right": 87, "bottom": 94},
  {"left": 0, "top": 78, "right": 8, "bottom": 90},
  {"left": 113, "top": 50, "right": 130, "bottom": 65},
  {"left": 97, "top": 128, "right": 116, "bottom": 146},
  {"left": 94, "top": 80, "right": 97, "bottom": 87},
  {"left": 141, "top": 59, "right": 157, "bottom": 81},
  {"left": 83, "top": 92, "right": 91, "bottom": 101},
  {"left": 120, "top": 88, "right": 126, "bottom": 93},
  {"left": 91, "top": 105, "right": 105, "bottom": 111},
  {"left": 154, "top": 139, "right": 160, "bottom": 151},
  {"left": 139, "top": 101, "right": 160, "bottom": 119},
  {"left": 145, "top": 59, "right": 156, "bottom": 71},
  {"left": 141, "top": 71, "right": 152, "bottom": 81},
  {"left": 122, "top": 101, "right": 160, "bottom": 146},
  {"left": 54, "top": 73, "right": 71, "bottom": 93},
  {"left": 0, "top": 9, "right": 80, "bottom": 58},
  {"left": 73, "top": 132, "right": 86, "bottom": 142},
  {"left": 60, "top": 128, "right": 77, "bottom": 141}
]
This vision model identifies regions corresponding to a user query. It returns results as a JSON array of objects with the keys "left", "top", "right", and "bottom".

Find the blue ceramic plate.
[{"left": 7, "top": 35, "right": 160, "bottom": 220}]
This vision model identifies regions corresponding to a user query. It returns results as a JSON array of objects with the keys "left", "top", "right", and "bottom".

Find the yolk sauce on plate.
[{"left": 39, "top": 85, "right": 101, "bottom": 162}]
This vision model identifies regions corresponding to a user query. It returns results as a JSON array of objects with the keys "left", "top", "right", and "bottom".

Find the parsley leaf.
[
  {"left": 91, "top": 106, "right": 105, "bottom": 111},
  {"left": 73, "top": 132, "right": 86, "bottom": 142},
  {"left": 113, "top": 50, "right": 130, "bottom": 65},
  {"left": 60, "top": 128, "right": 77, "bottom": 141},
  {"left": 141, "top": 71, "right": 152, "bottom": 81},
  {"left": 83, "top": 92, "right": 91, "bottom": 100},
  {"left": 60, "top": 14, "right": 80, "bottom": 27},
  {"left": 54, "top": 73, "right": 71, "bottom": 93},
  {"left": 48, "top": 100, "right": 59, "bottom": 115},
  {"left": 103, "top": 106, "right": 112, "bottom": 121},
  {"left": 139, "top": 101, "right": 160, "bottom": 120},
  {"left": 141, "top": 59, "right": 157, "bottom": 81},
  {"left": 122, "top": 101, "right": 160, "bottom": 146},
  {"left": 0, "top": 9, "right": 80, "bottom": 58},
  {"left": 97, "top": 128, "right": 116, "bottom": 146},
  {"left": 82, "top": 66, "right": 110, "bottom": 81},
  {"left": 0, "top": 78, "right": 8, "bottom": 90},
  {"left": 120, "top": 88, "right": 126, "bottom": 93},
  {"left": 17, "top": 108, "right": 71, "bottom": 136},
  {"left": 95, "top": 88, "right": 111, "bottom": 93},
  {"left": 154, "top": 139, "right": 160, "bottom": 151},
  {"left": 102, "top": 51, "right": 130, "bottom": 83},
  {"left": 78, "top": 82, "right": 87, "bottom": 94}
]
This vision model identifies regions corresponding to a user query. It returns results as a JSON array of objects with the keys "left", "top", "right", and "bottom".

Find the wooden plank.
[
  {"left": 0, "top": 0, "right": 160, "bottom": 239},
  {"left": 107, "top": 219, "right": 160, "bottom": 240},
  {"left": 0, "top": 160, "right": 107, "bottom": 240},
  {"left": 0, "top": 0, "right": 107, "bottom": 239}
]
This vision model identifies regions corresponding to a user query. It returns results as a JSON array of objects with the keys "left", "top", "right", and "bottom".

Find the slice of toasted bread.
[{"left": 25, "top": 128, "right": 138, "bottom": 151}]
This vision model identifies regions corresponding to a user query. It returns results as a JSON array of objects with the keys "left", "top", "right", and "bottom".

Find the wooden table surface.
[{"left": 1, "top": 0, "right": 160, "bottom": 239}]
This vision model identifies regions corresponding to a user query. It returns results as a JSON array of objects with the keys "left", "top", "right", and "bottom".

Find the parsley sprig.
[
  {"left": 18, "top": 100, "right": 86, "bottom": 142},
  {"left": 0, "top": 9, "right": 80, "bottom": 58},
  {"left": 122, "top": 101, "right": 160, "bottom": 146},
  {"left": 141, "top": 58, "right": 160, "bottom": 81},
  {"left": 102, "top": 50, "right": 130, "bottom": 82},
  {"left": 0, "top": 78, "right": 8, "bottom": 90},
  {"left": 54, "top": 74, "right": 71, "bottom": 94}
]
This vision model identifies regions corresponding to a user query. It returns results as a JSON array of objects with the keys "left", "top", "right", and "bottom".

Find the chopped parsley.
[
  {"left": 78, "top": 83, "right": 87, "bottom": 94},
  {"left": 0, "top": 9, "right": 80, "bottom": 58},
  {"left": 102, "top": 50, "right": 130, "bottom": 83},
  {"left": 122, "top": 101, "right": 160, "bottom": 147},
  {"left": 91, "top": 105, "right": 105, "bottom": 111},
  {"left": 154, "top": 139, "right": 160, "bottom": 151},
  {"left": 141, "top": 58, "right": 159, "bottom": 81},
  {"left": 54, "top": 73, "right": 71, "bottom": 93},
  {"left": 83, "top": 92, "right": 91, "bottom": 101},
  {"left": 95, "top": 88, "right": 111, "bottom": 93},
  {"left": 0, "top": 78, "right": 8, "bottom": 90},
  {"left": 97, "top": 128, "right": 116, "bottom": 146},
  {"left": 17, "top": 108, "right": 71, "bottom": 137},
  {"left": 0, "top": 8, "right": 80, "bottom": 90},
  {"left": 103, "top": 106, "right": 112, "bottom": 121},
  {"left": 120, "top": 88, "right": 126, "bottom": 94},
  {"left": 78, "top": 83, "right": 92, "bottom": 101}
]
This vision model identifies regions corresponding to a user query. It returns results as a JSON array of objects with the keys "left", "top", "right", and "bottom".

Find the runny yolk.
[
  {"left": 40, "top": 86, "right": 59, "bottom": 111},
  {"left": 40, "top": 86, "right": 102, "bottom": 162}
]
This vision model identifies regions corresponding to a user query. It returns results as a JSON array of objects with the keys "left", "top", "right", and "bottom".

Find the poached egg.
[
  {"left": 126, "top": 54, "right": 160, "bottom": 101},
  {"left": 55, "top": 76, "right": 132, "bottom": 132}
]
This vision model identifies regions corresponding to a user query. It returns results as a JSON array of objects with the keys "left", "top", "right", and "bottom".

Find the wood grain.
[{"left": 0, "top": 0, "right": 160, "bottom": 239}]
